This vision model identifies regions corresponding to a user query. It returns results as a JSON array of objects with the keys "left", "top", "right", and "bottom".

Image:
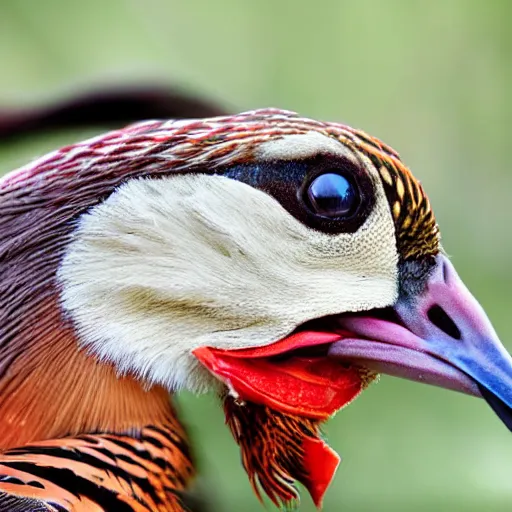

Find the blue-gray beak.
[{"left": 328, "top": 254, "right": 512, "bottom": 430}]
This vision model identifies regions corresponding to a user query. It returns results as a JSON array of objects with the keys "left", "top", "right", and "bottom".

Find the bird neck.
[
  {"left": 0, "top": 295, "right": 182, "bottom": 451},
  {"left": 0, "top": 134, "right": 197, "bottom": 504}
]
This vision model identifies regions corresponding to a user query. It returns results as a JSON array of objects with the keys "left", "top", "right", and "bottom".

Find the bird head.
[{"left": 2, "top": 108, "right": 511, "bottom": 509}]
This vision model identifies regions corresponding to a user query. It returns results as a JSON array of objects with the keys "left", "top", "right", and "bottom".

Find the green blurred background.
[{"left": 0, "top": 1, "right": 511, "bottom": 510}]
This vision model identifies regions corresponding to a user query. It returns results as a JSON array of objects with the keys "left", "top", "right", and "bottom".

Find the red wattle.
[
  {"left": 193, "top": 330, "right": 363, "bottom": 419},
  {"left": 302, "top": 435, "right": 341, "bottom": 508}
]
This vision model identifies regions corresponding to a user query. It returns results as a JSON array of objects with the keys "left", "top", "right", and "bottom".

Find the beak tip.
[{"left": 477, "top": 383, "right": 512, "bottom": 432}]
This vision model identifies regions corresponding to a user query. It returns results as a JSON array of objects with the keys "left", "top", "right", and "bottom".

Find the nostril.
[{"left": 427, "top": 305, "right": 462, "bottom": 340}]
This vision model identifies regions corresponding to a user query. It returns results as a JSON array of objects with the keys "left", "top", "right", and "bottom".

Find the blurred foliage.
[{"left": 0, "top": 1, "right": 511, "bottom": 511}]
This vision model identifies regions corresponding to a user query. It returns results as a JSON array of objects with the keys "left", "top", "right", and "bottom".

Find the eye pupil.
[{"left": 307, "top": 173, "right": 358, "bottom": 217}]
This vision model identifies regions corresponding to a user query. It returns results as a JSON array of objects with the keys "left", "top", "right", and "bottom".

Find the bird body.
[{"left": 0, "top": 105, "right": 511, "bottom": 511}]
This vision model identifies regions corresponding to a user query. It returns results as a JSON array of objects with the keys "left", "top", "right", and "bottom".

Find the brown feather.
[{"left": 224, "top": 395, "right": 326, "bottom": 509}]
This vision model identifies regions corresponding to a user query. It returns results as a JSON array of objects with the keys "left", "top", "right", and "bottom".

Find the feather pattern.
[{"left": 0, "top": 424, "right": 193, "bottom": 511}]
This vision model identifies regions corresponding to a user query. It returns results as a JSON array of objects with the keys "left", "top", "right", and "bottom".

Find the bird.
[{"left": 0, "top": 93, "right": 511, "bottom": 512}]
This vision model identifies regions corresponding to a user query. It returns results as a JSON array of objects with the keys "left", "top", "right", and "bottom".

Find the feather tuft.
[{"left": 223, "top": 395, "right": 340, "bottom": 510}]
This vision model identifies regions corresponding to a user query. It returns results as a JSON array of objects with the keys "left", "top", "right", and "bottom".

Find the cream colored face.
[{"left": 57, "top": 132, "right": 399, "bottom": 393}]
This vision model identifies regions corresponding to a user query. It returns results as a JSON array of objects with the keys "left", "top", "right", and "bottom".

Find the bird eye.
[{"left": 306, "top": 172, "right": 359, "bottom": 218}]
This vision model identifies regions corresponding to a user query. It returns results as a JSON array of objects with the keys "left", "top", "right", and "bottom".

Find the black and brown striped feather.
[{"left": 0, "top": 425, "right": 193, "bottom": 512}]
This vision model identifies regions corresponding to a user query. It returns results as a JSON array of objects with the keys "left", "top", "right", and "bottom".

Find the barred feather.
[{"left": 0, "top": 425, "right": 193, "bottom": 512}]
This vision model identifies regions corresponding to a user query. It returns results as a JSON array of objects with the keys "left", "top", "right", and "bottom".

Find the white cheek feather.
[{"left": 58, "top": 152, "right": 399, "bottom": 394}]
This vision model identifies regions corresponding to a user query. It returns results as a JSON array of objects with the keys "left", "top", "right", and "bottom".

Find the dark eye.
[{"left": 306, "top": 172, "right": 359, "bottom": 218}]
